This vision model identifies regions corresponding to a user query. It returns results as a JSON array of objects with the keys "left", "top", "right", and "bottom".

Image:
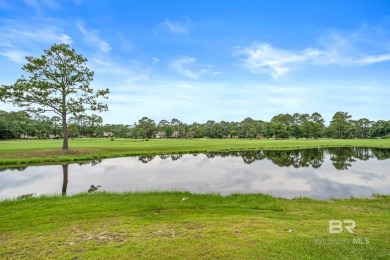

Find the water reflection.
[
  {"left": 138, "top": 154, "right": 183, "bottom": 163},
  {"left": 62, "top": 161, "right": 103, "bottom": 195},
  {"left": 140, "top": 147, "right": 390, "bottom": 169},
  {"left": 0, "top": 166, "right": 28, "bottom": 172},
  {"left": 1, "top": 147, "right": 390, "bottom": 200},
  {"left": 62, "top": 165, "right": 68, "bottom": 195},
  {"left": 77, "top": 159, "right": 103, "bottom": 166}
]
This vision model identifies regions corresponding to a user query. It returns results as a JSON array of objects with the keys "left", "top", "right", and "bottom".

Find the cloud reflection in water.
[{"left": 0, "top": 148, "right": 389, "bottom": 200}]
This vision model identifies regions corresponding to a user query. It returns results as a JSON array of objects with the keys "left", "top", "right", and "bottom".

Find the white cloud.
[
  {"left": 0, "top": 22, "right": 72, "bottom": 63},
  {"left": 77, "top": 22, "right": 111, "bottom": 53},
  {"left": 88, "top": 57, "right": 150, "bottom": 83},
  {"left": 234, "top": 43, "right": 321, "bottom": 78},
  {"left": 360, "top": 54, "right": 390, "bottom": 64},
  {"left": 235, "top": 26, "right": 390, "bottom": 78},
  {"left": 116, "top": 32, "right": 133, "bottom": 52},
  {"left": 162, "top": 19, "right": 189, "bottom": 34},
  {"left": 0, "top": 26, "right": 72, "bottom": 46},
  {"left": 152, "top": 57, "right": 160, "bottom": 65},
  {"left": 170, "top": 56, "right": 214, "bottom": 79},
  {"left": 0, "top": 49, "right": 28, "bottom": 63}
]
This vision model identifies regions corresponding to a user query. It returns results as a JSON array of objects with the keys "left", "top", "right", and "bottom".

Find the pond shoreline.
[
  {"left": 2, "top": 147, "right": 389, "bottom": 201},
  {"left": 1, "top": 138, "right": 390, "bottom": 167}
]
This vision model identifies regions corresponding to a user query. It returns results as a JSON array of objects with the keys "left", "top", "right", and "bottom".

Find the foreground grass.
[
  {"left": 0, "top": 192, "right": 389, "bottom": 259},
  {"left": 1, "top": 138, "right": 390, "bottom": 166}
]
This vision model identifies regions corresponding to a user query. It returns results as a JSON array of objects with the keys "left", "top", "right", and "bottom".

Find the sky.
[{"left": 0, "top": 0, "right": 390, "bottom": 125}]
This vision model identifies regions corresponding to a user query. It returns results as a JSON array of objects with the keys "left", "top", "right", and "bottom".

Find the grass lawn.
[
  {"left": 1, "top": 138, "right": 390, "bottom": 166},
  {"left": 0, "top": 192, "right": 389, "bottom": 259}
]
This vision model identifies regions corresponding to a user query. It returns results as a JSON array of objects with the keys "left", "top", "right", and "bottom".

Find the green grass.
[
  {"left": 0, "top": 192, "right": 389, "bottom": 259},
  {"left": 1, "top": 138, "right": 390, "bottom": 166}
]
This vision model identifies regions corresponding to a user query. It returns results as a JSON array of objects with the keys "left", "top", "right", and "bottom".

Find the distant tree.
[
  {"left": 0, "top": 111, "right": 23, "bottom": 139},
  {"left": 34, "top": 114, "right": 51, "bottom": 138},
  {"left": 300, "top": 112, "right": 325, "bottom": 139},
  {"left": 157, "top": 119, "right": 170, "bottom": 134},
  {"left": 86, "top": 114, "right": 103, "bottom": 137},
  {"left": 219, "top": 121, "right": 231, "bottom": 138},
  {"left": 51, "top": 116, "right": 62, "bottom": 137},
  {"left": 205, "top": 120, "right": 216, "bottom": 138},
  {"left": 271, "top": 113, "right": 293, "bottom": 138},
  {"left": 136, "top": 128, "right": 145, "bottom": 139},
  {"left": 310, "top": 112, "right": 325, "bottom": 139},
  {"left": 269, "top": 122, "right": 289, "bottom": 139},
  {"left": 68, "top": 123, "right": 79, "bottom": 138},
  {"left": 369, "top": 120, "right": 390, "bottom": 138},
  {"left": 300, "top": 114, "right": 311, "bottom": 139},
  {"left": 177, "top": 122, "right": 188, "bottom": 137},
  {"left": 229, "top": 122, "right": 240, "bottom": 138},
  {"left": 0, "top": 43, "right": 109, "bottom": 149},
  {"left": 171, "top": 118, "right": 182, "bottom": 128},
  {"left": 329, "top": 112, "right": 352, "bottom": 139},
  {"left": 241, "top": 117, "right": 255, "bottom": 138},
  {"left": 188, "top": 122, "right": 203, "bottom": 138},
  {"left": 165, "top": 125, "right": 174, "bottom": 138},
  {"left": 138, "top": 117, "right": 156, "bottom": 139},
  {"left": 291, "top": 113, "right": 303, "bottom": 139},
  {"left": 354, "top": 118, "right": 372, "bottom": 139}
]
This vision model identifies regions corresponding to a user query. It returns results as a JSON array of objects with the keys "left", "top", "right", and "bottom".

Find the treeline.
[
  {"left": 0, "top": 111, "right": 122, "bottom": 139},
  {"left": 1, "top": 110, "right": 390, "bottom": 140}
]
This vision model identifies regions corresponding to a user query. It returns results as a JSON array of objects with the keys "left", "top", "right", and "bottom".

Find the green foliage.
[
  {"left": 2, "top": 108, "right": 390, "bottom": 141},
  {"left": 370, "top": 120, "right": 390, "bottom": 138},
  {"left": 329, "top": 111, "right": 352, "bottom": 139},
  {"left": 68, "top": 123, "right": 79, "bottom": 138},
  {"left": 0, "top": 43, "right": 109, "bottom": 148}
]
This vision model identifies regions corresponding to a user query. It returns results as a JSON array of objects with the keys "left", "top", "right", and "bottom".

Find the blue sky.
[{"left": 1, "top": 0, "right": 390, "bottom": 125}]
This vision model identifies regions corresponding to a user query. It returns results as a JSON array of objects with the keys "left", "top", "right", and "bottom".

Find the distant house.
[
  {"left": 156, "top": 131, "right": 166, "bottom": 139},
  {"left": 103, "top": 132, "right": 114, "bottom": 138},
  {"left": 48, "top": 134, "right": 61, "bottom": 139},
  {"left": 20, "top": 134, "right": 37, "bottom": 139},
  {"left": 172, "top": 131, "right": 180, "bottom": 138}
]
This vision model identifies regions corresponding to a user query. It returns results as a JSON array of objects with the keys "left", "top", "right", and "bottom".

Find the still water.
[{"left": 1, "top": 147, "right": 389, "bottom": 200}]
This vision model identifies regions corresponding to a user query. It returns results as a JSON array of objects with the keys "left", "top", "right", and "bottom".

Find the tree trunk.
[
  {"left": 62, "top": 164, "right": 68, "bottom": 196},
  {"left": 62, "top": 113, "right": 69, "bottom": 149}
]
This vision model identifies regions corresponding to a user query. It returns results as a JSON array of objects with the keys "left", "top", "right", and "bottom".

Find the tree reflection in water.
[
  {"left": 1, "top": 147, "right": 390, "bottom": 200},
  {"left": 62, "top": 159, "right": 104, "bottom": 195},
  {"left": 135, "top": 147, "right": 390, "bottom": 170},
  {"left": 138, "top": 156, "right": 154, "bottom": 164},
  {"left": 2, "top": 148, "right": 390, "bottom": 185},
  {"left": 62, "top": 164, "right": 68, "bottom": 195},
  {"left": 0, "top": 166, "right": 27, "bottom": 172}
]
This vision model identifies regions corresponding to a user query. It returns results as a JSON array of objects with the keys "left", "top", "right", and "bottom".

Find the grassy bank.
[
  {"left": 1, "top": 138, "right": 390, "bottom": 166},
  {"left": 0, "top": 192, "right": 389, "bottom": 259}
]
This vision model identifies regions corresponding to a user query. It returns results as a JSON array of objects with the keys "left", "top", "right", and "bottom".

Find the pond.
[{"left": 1, "top": 147, "right": 390, "bottom": 200}]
